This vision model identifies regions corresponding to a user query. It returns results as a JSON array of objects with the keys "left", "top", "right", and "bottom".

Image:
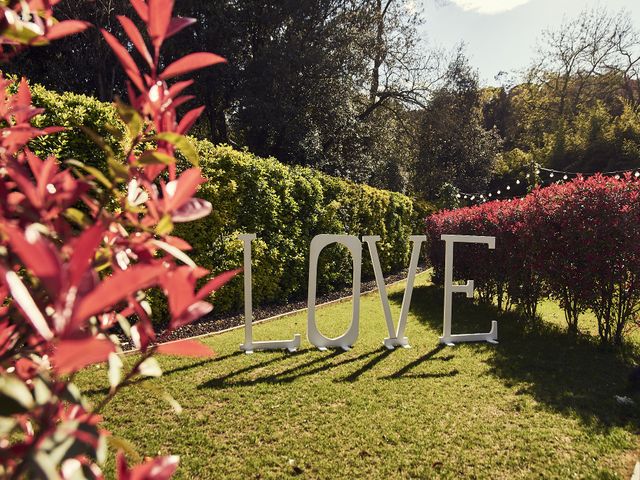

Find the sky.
[{"left": 418, "top": 0, "right": 640, "bottom": 85}]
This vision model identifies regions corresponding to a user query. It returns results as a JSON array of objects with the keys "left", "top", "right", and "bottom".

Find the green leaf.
[
  {"left": 137, "top": 150, "right": 175, "bottom": 166},
  {"left": 66, "top": 159, "right": 113, "bottom": 189},
  {"left": 32, "top": 451, "right": 60, "bottom": 480},
  {"left": 155, "top": 132, "right": 199, "bottom": 167},
  {"left": 115, "top": 100, "right": 144, "bottom": 140},
  {"left": 64, "top": 208, "right": 90, "bottom": 227},
  {"left": 33, "top": 377, "right": 52, "bottom": 405},
  {"left": 155, "top": 214, "right": 174, "bottom": 235},
  {"left": 0, "top": 417, "right": 17, "bottom": 435},
  {"left": 108, "top": 157, "right": 130, "bottom": 183},
  {"left": 108, "top": 352, "right": 123, "bottom": 390},
  {"left": 80, "top": 126, "right": 116, "bottom": 160},
  {"left": 1, "top": 20, "right": 43, "bottom": 44},
  {"left": 0, "top": 375, "right": 34, "bottom": 415},
  {"left": 104, "top": 123, "right": 125, "bottom": 141},
  {"left": 138, "top": 357, "right": 162, "bottom": 377},
  {"left": 108, "top": 436, "right": 142, "bottom": 464},
  {"left": 116, "top": 314, "right": 132, "bottom": 337}
]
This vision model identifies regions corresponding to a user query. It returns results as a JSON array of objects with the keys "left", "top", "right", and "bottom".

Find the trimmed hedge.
[
  {"left": 425, "top": 174, "right": 640, "bottom": 346},
  {"left": 29, "top": 84, "right": 127, "bottom": 168},
  {"left": 25, "top": 82, "right": 427, "bottom": 317},
  {"left": 177, "top": 142, "right": 422, "bottom": 313}
]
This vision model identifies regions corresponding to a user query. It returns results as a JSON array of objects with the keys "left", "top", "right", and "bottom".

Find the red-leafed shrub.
[
  {"left": 0, "top": 0, "right": 237, "bottom": 478},
  {"left": 425, "top": 174, "right": 640, "bottom": 346}
]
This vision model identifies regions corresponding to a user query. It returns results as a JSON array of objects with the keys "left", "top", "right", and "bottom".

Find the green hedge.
[
  {"left": 29, "top": 84, "right": 127, "bottom": 169},
  {"left": 25, "top": 82, "right": 427, "bottom": 317}
]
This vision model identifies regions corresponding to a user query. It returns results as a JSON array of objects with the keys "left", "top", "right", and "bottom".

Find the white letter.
[
  {"left": 363, "top": 235, "right": 426, "bottom": 349},
  {"left": 307, "top": 235, "right": 361, "bottom": 351},
  {"left": 440, "top": 234, "right": 498, "bottom": 346},
  {"left": 239, "top": 234, "right": 300, "bottom": 354}
]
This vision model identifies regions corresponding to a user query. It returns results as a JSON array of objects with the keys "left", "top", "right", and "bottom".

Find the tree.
[
  {"left": 413, "top": 50, "right": 502, "bottom": 200},
  {"left": 7, "top": 0, "right": 438, "bottom": 192},
  {"left": 517, "top": 8, "right": 640, "bottom": 150}
]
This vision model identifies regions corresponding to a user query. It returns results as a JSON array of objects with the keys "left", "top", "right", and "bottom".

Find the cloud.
[{"left": 448, "top": 0, "right": 531, "bottom": 14}]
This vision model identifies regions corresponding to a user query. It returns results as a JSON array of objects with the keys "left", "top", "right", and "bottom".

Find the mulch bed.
[{"left": 119, "top": 266, "right": 427, "bottom": 351}]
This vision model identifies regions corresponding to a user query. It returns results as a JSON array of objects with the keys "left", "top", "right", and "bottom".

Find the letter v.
[{"left": 363, "top": 235, "right": 426, "bottom": 349}]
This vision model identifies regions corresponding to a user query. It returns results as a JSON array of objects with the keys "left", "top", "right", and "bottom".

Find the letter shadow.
[
  {"left": 388, "top": 284, "right": 640, "bottom": 430},
  {"left": 198, "top": 348, "right": 383, "bottom": 389},
  {"left": 382, "top": 344, "right": 457, "bottom": 380}
]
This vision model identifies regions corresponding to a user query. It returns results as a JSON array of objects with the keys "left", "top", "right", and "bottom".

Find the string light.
[{"left": 457, "top": 164, "right": 640, "bottom": 207}]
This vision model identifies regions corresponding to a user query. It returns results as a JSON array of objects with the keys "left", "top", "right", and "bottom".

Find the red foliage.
[
  {"left": 0, "top": 0, "right": 237, "bottom": 478},
  {"left": 425, "top": 175, "right": 640, "bottom": 344}
]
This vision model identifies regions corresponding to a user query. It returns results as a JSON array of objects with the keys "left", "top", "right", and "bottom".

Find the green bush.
[
  {"left": 26, "top": 82, "right": 426, "bottom": 318},
  {"left": 28, "top": 84, "right": 127, "bottom": 169}
]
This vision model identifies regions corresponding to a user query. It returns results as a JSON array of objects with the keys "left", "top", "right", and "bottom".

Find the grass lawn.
[{"left": 76, "top": 271, "right": 640, "bottom": 479}]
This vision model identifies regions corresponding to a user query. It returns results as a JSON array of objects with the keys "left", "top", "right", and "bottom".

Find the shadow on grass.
[
  {"left": 82, "top": 350, "right": 246, "bottom": 396},
  {"left": 391, "top": 285, "right": 640, "bottom": 429},
  {"left": 382, "top": 344, "right": 457, "bottom": 380},
  {"left": 197, "top": 339, "right": 459, "bottom": 388},
  {"left": 198, "top": 348, "right": 380, "bottom": 388}
]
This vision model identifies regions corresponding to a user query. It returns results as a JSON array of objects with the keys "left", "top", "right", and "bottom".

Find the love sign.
[{"left": 238, "top": 233, "right": 497, "bottom": 354}]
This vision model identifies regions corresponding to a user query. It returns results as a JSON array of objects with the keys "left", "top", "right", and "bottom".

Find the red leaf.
[
  {"left": 148, "top": 0, "right": 174, "bottom": 51},
  {"left": 71, "top": 263, "right": 166, "bottom": 327},
  {"left": 6, "top": 163, "right": 40, "bottom": 207},
  {"left": 24, "top": 149, "right": 43, "bottom": 178},
  {"left": 42, "top": 126, "right": 65, "bottom": 135},
  {"left": 101, "top": 29, "right": 145, "bottom": 92},
  {"left": 171, "top": 197, "right": 211, "bottom": 222},
  {"left": 68, "top": 222, "right": 105, "bottom": 287},
  {"left": 117, "top": 452, "right": 179, "bottom": 480},
  {"left": 159, "top": 52, "right": 226, "bottom": 80},
  {"left": 117, "top": 16, "right": 152, "bottom": 67},
  {"left": 3, "top": 223, "right": 62, "bottom": 295},
  {"left": 157, "top": 339, "right": 215, "bottom": 358},
  {"left": 35, "top": 156, "right": 57, "bottom": 201},
  {"left": 195, "top": 268, "right": 241, "bottom": 301},
  {"left": 166, "top": 17, "right": 196, "bottom": 39},
  {"left": 130, "top": 0, "right": 149, "bottom": 22},
  {"left": 16, "top": 78, "right": 33, "bottom": 119},
  {"left": 170, "top": 95, "right": 195, "bottom": 110},
  {"left": 164, "top": 235, "right": 192, "bottom": 251},
  {"left": 46, "top": 20, "right": 90, "bottom": 41},
  {"left": 159, "top": 267, "right": 196, "bottom": 318},
  {"left": 51, "top": 337, "right": 115, "bottom": 374},
  {"left": 163, "top": 168, "right": 205, "bottom": 211},
  {"left": 177, "top": 106, "right": 205, "bottom": 135},
  {"left": 171, "top": 300, "right": 212, "bottom": 329},
  {"left": 168, "top": 79, "right": 193, "bottom": 98}
]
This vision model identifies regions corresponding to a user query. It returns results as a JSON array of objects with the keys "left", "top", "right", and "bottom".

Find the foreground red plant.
[{"left": 0, "top": 0, "right": 236, "bottom": 478}]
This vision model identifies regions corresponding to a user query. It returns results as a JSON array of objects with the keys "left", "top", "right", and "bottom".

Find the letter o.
[{"left": 307, "top": 234, "right": 361, "bottom": 350}]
